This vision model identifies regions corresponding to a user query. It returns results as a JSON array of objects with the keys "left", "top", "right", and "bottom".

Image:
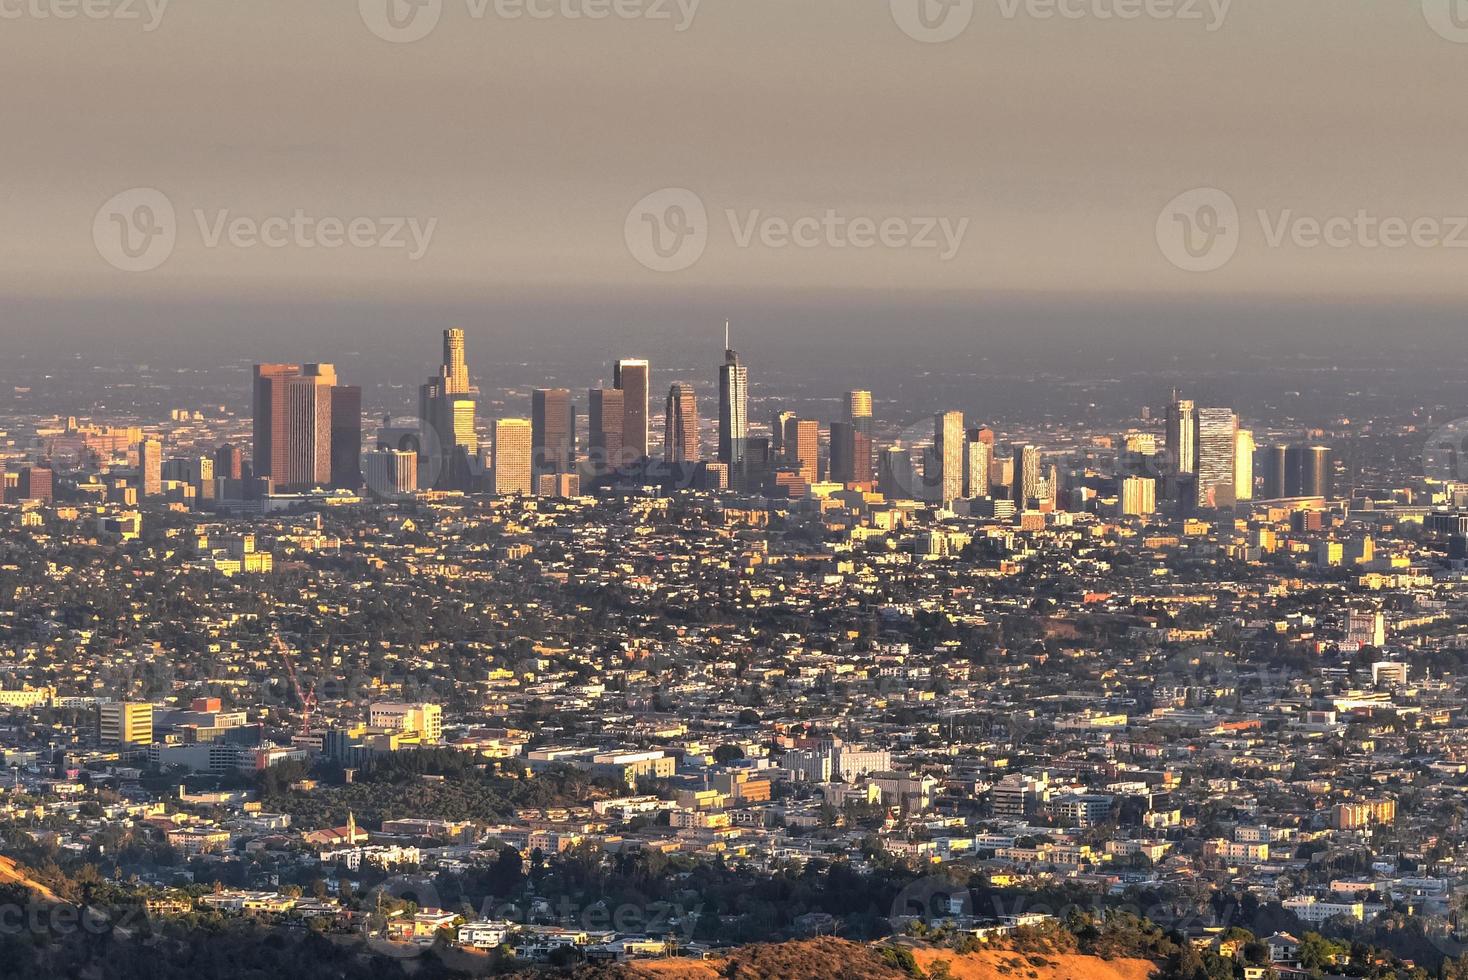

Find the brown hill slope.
[{"left": 602, "top": 938, "right": 1158, "bottom": 980}]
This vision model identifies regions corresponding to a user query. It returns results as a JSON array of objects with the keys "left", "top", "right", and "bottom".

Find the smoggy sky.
[{"left": 2, "top": 0, "right": 1467, "bottom": 315}]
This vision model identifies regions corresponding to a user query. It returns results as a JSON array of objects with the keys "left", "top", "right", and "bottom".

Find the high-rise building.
[
  {"left": 214, "top": 443, "right": 244, "bottom": 481},
  {"left": 1120, "top": 476, "right": 1156, "bottom": 517},
  {"left": 1012, "top": 444, "right": 1040, "bottom": 507},
  {"left": 1194, "top": 407, "right": 1239, "bottom": 508},
  {"left": 99, "top": 702, "right": 153, "bottom": 747},
  {"left": 613, "top": 359, "right": 650, "bottom": 461},
  {"left": 1166, "top": 390, "right": 1196, "bottom": 477},
  {"left": 1301, "top": 445, "right": 1333, "bottom": 499},
  {"left": 420, "top": 330, "right": 477, "bottom": 488},
  {"left": 532, "top": 389, "right": 575, "bottom": 477},
  {"left": 588, "top": 388, "right": 626, "bottom": 473},
  {"left": 786, "top": 418, "right": 820, "bottom": 483},
  {"left": 968, "top": 426, "right": 995, "bottom": 446},
  {"left": 664, "top": 383, "right": 699, "bottom": 463},
  {"left": 492, "top": 418, "right": 533, "bottom": 495},
  {"left": 935, "top": 411, "right": 964, "bottom": 504},
  {"left": 138, "top": 438, "right": 163, "bottom": 497},
  {"left": 1262, "top": 444, "right": 1289, "bottom": 498},
  {"left": 963, "top": 439, "right": 992, "bottom": 499},
  {"left": 829, "top": 421, "right": 874, "bottom": 486},
  {"left": 252, "top": 363, "right": 341, "bottom": 490},
  {"left": 1282, "top": 444, "right": 1332, "bottom": 498},
  {"left": 362, "top": 449, "right": 418, "bottom": 497},
  {"left": 330, "top": 384, "right": 362, "bottom": 490},
  {"left": 1234, "top": 429, "right": 1255, "bottom": 502},
  {"left": 718, "top": 325, "right": 748, "bottom": 480}
]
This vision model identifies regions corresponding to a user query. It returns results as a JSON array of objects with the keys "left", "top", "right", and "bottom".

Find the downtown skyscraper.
[
  {"left": 718, "top": 325, "right": 748, "bottom": 480},
  {"left": 934, "top": 411, "right": 964, "bottom": 504},
  {"left": 532, "top": 388, "right": 575, "bottom": 478},
  {"left": 252, "top": 363, "right": 359, "bottom": 491},
  {"left": 588, "top": 388, "right": 625, "bottom": 473},
  {"left": 420, "top": 329, "right": 478, "bottom": 489},
  {"left": 492, "top": 418, "right": 533, "bottom": 495},
  {"left": 664, "top": 383, "right": 699, "bottom": 463},
  {"left": 1012, "top": 443, "right": 1041, "bottom": 508},
  {"left": 1194, "top": 407, "right": 1239, "bottom": 508},
  {"left": 1166, "top": 390, "right": 1196, "bottom": 479},
  {"left": 613, "top": 359, "right": 650, "bottom": 461}
]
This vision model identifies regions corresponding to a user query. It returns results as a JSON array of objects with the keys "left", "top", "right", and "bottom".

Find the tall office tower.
[
  {"left": 492, "top": 418, "right": 533, "bottom": 495},
  {"left": 785, "top": 418, "right": 820, "bottom": 482},
  {"left": 664, "top": 383, "right": 699, "bottom": 463},
  {"left": 879, "top": 446, "right": 914, "bottom": 499},
  {"left": 252, "top": 363, "right": 338, "bottom": 489},
  {"left": 718, "top": 325, "right": 748, "bottom": 477},
  {"left": 329, "top": 384, "right": 362, "bottom": 490},
  {"left": 1194, "top": 407, "right": 1239, "bottom": 508},
  {"left": 1012, "top": 444, "right": 1040, "bottom": 507},
  {"left": 187, "top": 456, "right": 215, "bottom": 502},
  {"left": 1262, "top": 444, "right": 1289, "bottom": 498},
  {"left": 1166, "top": 390, "right": 1197, "bottom": 477},
  {"left": 1295, "top": 445, "right": 1333, "bottom": 499},
  {"left": 588, "top": 388, "right": 626, "bottom": 472},
  {"left": 964, "top": 438, "right": 992, "bottom": 499},
  {"left": 845, "top": 390, "right": 874, "bottom": 434},
  {"left": 532, "top": 389, "right": 574, "bottom": 477},
  {"left": 138, "top": 438, "right": 163, "bottom": 497},
  {"left": 99, "top": 702, "right": 153, "bottom": 747},
  {"left": 613, "top": 359, "right": 650, "bottom": 460},
  {"left": 1234, "top": 429, "right": 1255, "bottom": 502},
  {"left": 829, "top": 421, "right": 874, "bottom": 485},
  {"left": 362, "top": 449, "right": 418, "bottom": 497},
  {"left": 1120, "top": 476, "right": 1157, "bottom": 517},
  {"left": 421, "top": 330, "right": 478, "bottom": 477},
  {"left": 442, "top": 328, "right": 470, "bottom": 395},
  {"left": 932, "top": 411, "right": 964, "bottom": 504},
  {"left": 214, "top": 443, "right": 244, "bottom": 481}
]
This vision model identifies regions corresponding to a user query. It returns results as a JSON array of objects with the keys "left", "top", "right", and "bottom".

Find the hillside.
[{"left": 601, "top": 938, "right": 1158, "bottom": 980}]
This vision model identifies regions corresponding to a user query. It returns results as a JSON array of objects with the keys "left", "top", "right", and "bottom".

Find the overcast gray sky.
[{"left": 2, "top": 0, "right": 1467, "bottom": 313}]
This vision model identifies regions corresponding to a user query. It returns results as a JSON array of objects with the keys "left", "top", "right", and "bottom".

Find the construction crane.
[{"left": 271, "top": 636, "right": 317, "bottom": 735}]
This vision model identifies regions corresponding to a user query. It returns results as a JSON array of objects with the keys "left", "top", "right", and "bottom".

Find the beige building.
[{"left": 100, "top": 701, "right": 154, "bottom": 747}]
